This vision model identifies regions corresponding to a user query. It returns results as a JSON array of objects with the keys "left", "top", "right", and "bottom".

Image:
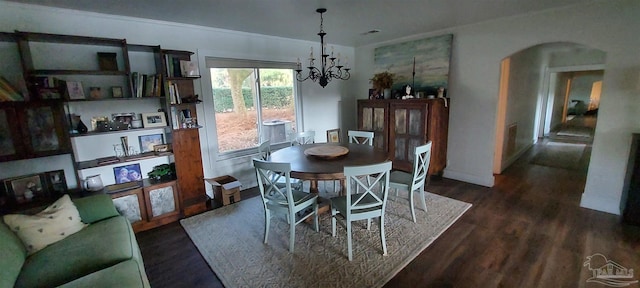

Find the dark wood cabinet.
[
  {"left": 0, "top": 101, "right": 71, "bottom": 162},
  {"left": 358, "top": 98, "right": 449, "bottom": 175},
  {"left": 109, "top": 179, "right": 181, "bottom": 232},
  {"left": 623, "top": 133, "right": 640, "bottom": 226}
]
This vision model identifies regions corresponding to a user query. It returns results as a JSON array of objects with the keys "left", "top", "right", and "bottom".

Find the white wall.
[
  {"left": 355, "top": 0, "right": 640, "bottom": 214},
  {"left": 0, "top": 2, "right": 355, "bottom": 192}
]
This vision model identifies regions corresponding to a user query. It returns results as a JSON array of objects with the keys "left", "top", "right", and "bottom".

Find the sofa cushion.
[
  {"left": 15, "top": 216, "right": 138, "bottom": 288},
  {"left": 0, "top": 221, "right": 27, "bottom": 288},
  {"left": 73, "top": 194, "right": 119, "bottom": 224},
  {"left": 3, "top": 194, "right": 87, "bottom": 255},
  {"left": 57, "top": 260, "right": 149, "bottom": 288}
]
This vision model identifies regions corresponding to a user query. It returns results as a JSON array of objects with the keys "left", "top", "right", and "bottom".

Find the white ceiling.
[{"left": 7, "top": 0, "right": 596, "bottom": 47}]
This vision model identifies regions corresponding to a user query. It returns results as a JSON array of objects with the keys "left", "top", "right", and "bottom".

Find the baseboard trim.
[{"left": 443, "top": 169, "right": 494, "bottom": 187}]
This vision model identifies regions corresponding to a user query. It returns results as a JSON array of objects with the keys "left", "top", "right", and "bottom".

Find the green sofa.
[{"left": 0, "top": 194, "right": 150, "bottom": 288}]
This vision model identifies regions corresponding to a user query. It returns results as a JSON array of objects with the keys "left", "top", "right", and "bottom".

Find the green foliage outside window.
[{"left": 212, "top": 87, "right": 293, "bottom": 112}]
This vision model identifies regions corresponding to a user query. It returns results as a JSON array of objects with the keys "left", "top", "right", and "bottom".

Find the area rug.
[
  {"left": 180, "top": 191, "right": 471, "bottom": 288},
  {"left": 530, "top": 141, "right": 586, "bottom": 170}
]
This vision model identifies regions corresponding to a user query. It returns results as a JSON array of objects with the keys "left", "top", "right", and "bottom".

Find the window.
[{"left": 206, "top": 58, "right": 300, "bottom": 154}]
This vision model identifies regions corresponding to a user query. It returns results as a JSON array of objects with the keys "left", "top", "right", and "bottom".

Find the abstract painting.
[{"left": 374, "top": 34, "right": 453, "bottom": 95}]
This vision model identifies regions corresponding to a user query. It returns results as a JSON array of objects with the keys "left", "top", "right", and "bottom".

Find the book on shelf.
[
  {"left": 165, "top": 80, "right": 181, "bottom": 104},
  {"left": 96, "top": 156, "right": 120, "bottom": 165}
]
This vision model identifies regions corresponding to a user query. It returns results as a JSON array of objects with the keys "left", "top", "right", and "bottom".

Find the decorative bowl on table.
[{"left": 304, "top": 145, "right": 349, "bottom": 159}]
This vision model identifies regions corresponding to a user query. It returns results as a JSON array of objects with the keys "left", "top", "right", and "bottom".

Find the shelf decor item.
[
  {"left": 111, "top": 86, "right": 123, "bottom": 98},
  {"left": 6, "top": 174, "right": 46, "bottom": 204},
  {"left": 141, "top": 112, "right": 167, "bottom": 128},
  {"left": 139, "top": 133, "right": 164, "bottom": 153},
  {"left": 97, "top": 52, "right": 118, "bottom": 71},
  {"left": 65, "top": 81, "right": 85, "bottom": 100},
  {"left": 113, "top": 163, "right": 142, "bottom": 184},
  {"left": 370, "top": 71, "right": 394, "bottom": 99}
]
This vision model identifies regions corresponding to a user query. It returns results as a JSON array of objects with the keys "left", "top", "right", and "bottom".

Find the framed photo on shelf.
[
  {"left": 66, "top": 81, "right": 85, "bottom": 100},
  {"left": 5, "top": 174, "right": 46, "bottom": 204},
  {"left": 112, "top": 86, "right": 123, "bottom": 98},
  {"left": 153, "top": 144, "right": 170, "bottom": 153},
  {"left": 97, "top": 52, "right": 118, "bottom": 71},
  {"left": 141, "top": 112, "right": 167, "bottom": 128},
  {"left": 113, "top": 163, "right": 142, "bottom": 184},
  {"left": 45, "top": 170, "right": 67, "bottom": 196},
  {"left": 112, "top": 112, "right": 138, "bottom": 128},
  {"left": 139, "top": 133, "right": 164, "bottom": 153}
]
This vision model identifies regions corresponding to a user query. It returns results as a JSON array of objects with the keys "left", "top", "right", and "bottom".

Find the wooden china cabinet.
[{"left": 357, "top": 98, "right": 449, "bottom": 175}]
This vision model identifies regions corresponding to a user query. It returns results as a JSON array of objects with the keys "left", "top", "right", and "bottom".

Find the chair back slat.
[
  {"left": 410, "top": 141, "right": 432, "bottom": 192},
  {"left": 291, "top": 131, "right": 315, "bottom": 145},
  {"left": 253, "top": 159, "right": 295, "bottom": 206},
  {"left": 344, "top": 161, "right": 392, "bottom": 217},
  {"left": 348, "top": 130, "right": 374, "bottom": 146}
]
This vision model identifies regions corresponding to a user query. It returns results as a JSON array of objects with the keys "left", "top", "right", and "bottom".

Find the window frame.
[{"left": 205, "top": 57, "right": 302, "bottom": 159}]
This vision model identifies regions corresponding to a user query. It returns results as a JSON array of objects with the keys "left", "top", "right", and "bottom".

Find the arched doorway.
[{"left": 493, "top": 42, "right": 606, "bottom": 174}]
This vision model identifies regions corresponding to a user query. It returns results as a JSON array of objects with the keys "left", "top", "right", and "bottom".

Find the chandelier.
[{"left": 296, "top": 8, "right": 350, "bottom": 88}]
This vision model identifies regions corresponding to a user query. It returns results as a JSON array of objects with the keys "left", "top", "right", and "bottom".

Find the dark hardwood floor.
[{"left": 137, "top": 139, "right": 640, "bottom": 287}]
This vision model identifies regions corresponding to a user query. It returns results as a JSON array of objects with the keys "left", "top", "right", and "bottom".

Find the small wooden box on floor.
[{"left": 206, "top": 176, "right": 241, "bottom": 206}]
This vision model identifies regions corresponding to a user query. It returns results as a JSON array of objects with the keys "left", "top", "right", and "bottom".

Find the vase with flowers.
[{"left": 370, "top": 71, "right": 394, "bottom": 99}]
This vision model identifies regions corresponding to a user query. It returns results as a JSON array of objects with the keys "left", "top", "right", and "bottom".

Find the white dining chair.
[
  {"left": 291, "top": 130, "right": 315, "bottom": 145},
  {"left": 257, "top": 140, "right": 303, "bottom": 190},
  {"left": 348, "top": 130, "right": 374, "bottom": 146},
  {"left": 253, "top": 159, "right": 319, "bottom": 252},
  {"left": 331, "top": 161, "right": 392, "bottom": 261},
  {"left": 389, "top": 141, "right": 432, "bottom": 223}
]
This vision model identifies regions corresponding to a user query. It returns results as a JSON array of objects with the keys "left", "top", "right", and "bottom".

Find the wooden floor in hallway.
[{"left": 137, "top": 140, "right": 640, "bottom": 287}]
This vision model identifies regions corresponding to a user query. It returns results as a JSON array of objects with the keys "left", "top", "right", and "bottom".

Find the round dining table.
[{"left": 269, "top": 142, "right": 390, "bottom": 193}]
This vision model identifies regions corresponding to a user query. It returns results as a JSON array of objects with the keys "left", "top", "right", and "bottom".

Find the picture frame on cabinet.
[
  {"left": 5, "top": 174, "right": 46, "bottom": 204},
  {"left": 139, "top": 133, "right": 164, "bottom": 153},
  {"left": 141, "top": 112, "right": 167, "bottom": 128},
  {"left": 45, "top": 170, "right": 67, "bottom": 196},
  {"left": 66, "top": 81, "right": 85, "bottom": 100}
]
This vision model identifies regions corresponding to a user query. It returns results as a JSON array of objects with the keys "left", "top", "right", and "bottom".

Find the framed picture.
[
  {"left": 89, "top": 87, "right": 102, "bottom": 99},
  {"left": 66, "top": 81, "right": 85, "bottom": 100},
  {"left": 6, "top": 174, "right": 46, "bottom": 204},
  {"left": 97, "top": 52, "right": 118, "bottom": 71},
  {"left": 112, "top": 112, "right": 137, "bottom": 127},
  {"left": 26, "top": 106, "right": 60, "bottom": 152},
  {"left": 45, "top": 170, "right": 67, "bottom": 196},
  {"left": 112, "top": 86, "right": 123, "bottom": 98},
  {"left": 113, "top": 163, "right": 142, "bottom": 184},
  {"left": 141, "top": 112, "right": 167, "bottom": 128},
  {"left": 139, "top": 133, "right": 164, "bottom": 153},
  {"left": 153, "top": 144, "right": 170, "bottom": 153},
  {"left": 326, "top": 128, "right": 341, "bottom": 143}
]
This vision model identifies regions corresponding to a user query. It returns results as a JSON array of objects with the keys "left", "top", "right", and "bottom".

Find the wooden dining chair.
[
  {"left": 389, "top": 141, "right": 432, "bottom": 223},
  {"left": 253, "top": 159, "right": 319, "bottom": 252},
  {"left": 348, "top": 130, "right": 374, "bottom": 146},
  {"left": 291, "top": 130, "right": 315, "bottom": 145},
  {"left": 257, "top": 140, "right": 302, "bottom": 190},
  {"left": 331, "top": 161, "right": 392, "bottom": 261}
]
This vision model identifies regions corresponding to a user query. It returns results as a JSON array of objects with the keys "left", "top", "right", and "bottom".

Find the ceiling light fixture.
[{"left": 295, "top": 8, "right": 350, "bottom": 88}]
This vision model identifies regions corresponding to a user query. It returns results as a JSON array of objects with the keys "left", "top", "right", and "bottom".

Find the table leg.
[{"left": 310, "top": 180, "right": 319, "bottom": 193}]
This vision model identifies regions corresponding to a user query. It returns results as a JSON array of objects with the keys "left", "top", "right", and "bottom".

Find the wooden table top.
[{"left": 269, "top": 143, "right": 389, "bottom": 181}]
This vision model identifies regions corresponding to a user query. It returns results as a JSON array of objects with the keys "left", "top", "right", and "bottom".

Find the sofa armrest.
[{"left": 73, "top": 194, "right": 119, "bottom": 224}]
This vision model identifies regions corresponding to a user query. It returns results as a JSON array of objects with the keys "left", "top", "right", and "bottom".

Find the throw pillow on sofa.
[{"left": 3, "top": 194, "right": 87, "bottom": 254}]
